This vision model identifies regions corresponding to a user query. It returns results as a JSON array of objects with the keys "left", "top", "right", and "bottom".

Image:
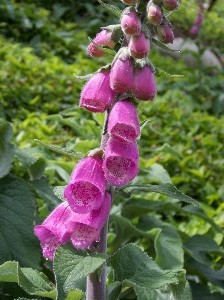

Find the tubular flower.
[
  {"left": 133, "top": 65, "right": 156, "bottom": 101},
  {"left": 120, "top": 7, "right": 141, "bottom": 36},
  {"left": 156, "top": 22, "right": 174, "bottom": 44},
  {"left": 64, "top": 156, "right": 107, "bottom": 214},
  {"left": 34, "top": 201, "right": 73, "bottom": 260},
  {"left": 103, "top": 137, "right": 139, "bottom": 187},
  {"left": 80, "top": 70, "right": 116, "bottom": 113},
  {"left": 110, "top": 48, "right": 133, "bottom": 93},
  {"left": 108, "top": 100, "right": 140, "bottom": 144},
  {"left": 146, "top": 2, "right": 163, "bottom": 25},
  {"left": 129, "top": 31, "right": 151, "bottom": 59},
  {"left": 87, "top": 29, "right": 116, "bottom": 58},
  {"left": 68, "top": 191, "right": 111, "bottom": 249}
]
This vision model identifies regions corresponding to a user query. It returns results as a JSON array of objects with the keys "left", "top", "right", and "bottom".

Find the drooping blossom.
[
  {"left": 129, "top": 31, "right": 151, "bottom": 59},
  {"left": 87, "top": 29, "right": 116, "bottom": 58},
  {"left": 133, "top": 65, "right": 156, "bottom": 101},
  {"left": 108, "top": 100, "right": 140, "bottom": 144},
  {"left": 120, "top": 7, "right": 141, "bottom": 36},
  {"left": 162, "top": 0, "right": 179, "bottom": 11},
  {"left": 80, "top": 70, "right": 116, "bottom": 113},
  {"left": 64, "top": 156, "right": 106, "bottom": 214},
  {"left": 68, "top": 191, "right": 111, "bottom": 249},
  {"left": 156, "top": 22, "right": 174, "bottom": 44},
  {"left": 110, "top": 47, "right": 133, "bottom": 93},
  {"left": 103, "top": 137, "right": 139, "bottom": 187},
  {"left": 34, "top": 201, "right": 73, "bottom": 260},
  {"left": 146, "top": 2, "right": 163, "bottom": 25}
]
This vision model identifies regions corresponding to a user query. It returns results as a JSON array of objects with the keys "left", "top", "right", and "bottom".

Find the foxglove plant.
[{"left": 34, "top": 0, "right": 183, "bottom": 299}]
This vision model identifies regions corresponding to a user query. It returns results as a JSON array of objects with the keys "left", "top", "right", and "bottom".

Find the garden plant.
[{"left": 0, "top": 0, "right": 224, "bottom": 300}]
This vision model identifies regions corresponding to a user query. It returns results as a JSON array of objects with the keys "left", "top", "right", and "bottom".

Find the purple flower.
[
  {"left": 120, "top": 7, "right": 141, "bottom": 36},
  {"left": 133, "top": 65, "right": 156, "bottom": 101},
  {"left": 64, "top": 156, "right": 107, "bottom": 214},
  {"left": 103, "top": 137, "right": 139, "bottom": 187},
  {"left": 129, "top": 31, "right": 151, "bottom": 59},
  {"left": 80, "top": 70, "right": 116, "bottom": 113},
  {"left": 190, "top": 25, "right": 199, "bottom": 35},
  {"left": 156, "top": 23, "right": 174, "bottom": 44},
  {"left": 108, "top": 100, "right": 140, "bottom": 144},
  {"left": 110, "top": 48, "right": 133, "bottom": 93},
  {"left": 87, "top": 29, "right": 116, "bottom": 58},
  {"left": 68, "top": 191, "right": 111, "bottom": 249},
  {"left": 147, "top": 3, "right": 163, "bottom": 26},
  {"left": 34, "top": 201, "right": 73, "bottom": 260}
]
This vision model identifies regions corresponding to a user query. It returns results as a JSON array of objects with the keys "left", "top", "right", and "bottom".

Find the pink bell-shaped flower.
[
  {"left": 133, "top": 65, "right": 156, "bottom": 101},
  {"left": 156, "top": 22, "right": 174, "bottom": 44},
  {"left": 80, "top": 70, "right": 116, "bottom": 113},
  {"left": 110, "top": 47, "right": 133, "bottom": 93},
  {"left": 68, "top": 191, "right": 111, "bottom": 249},
  {"left": 108, "top": 100, "right": 140, "bottom": 144},
  {"left": 129, "top": 31, "right": 150, "bottom": 59},
  {"left": 103, "top": 137, "right": 139, "bottom": 187},
  {"left": 87, "top": 29, "right": 116, "bottom": 58},
  {"left": 120, "top": 7, "right": 141, "bottom": 36},
  {"left": 34, "top": 201, "right": 73, "bottom": 260},
  {"left": 147, "top": 2, "right": 163, "bottom": 25},
  {"left": 64, "top": 156, "right": 107, "bottom": 214}
]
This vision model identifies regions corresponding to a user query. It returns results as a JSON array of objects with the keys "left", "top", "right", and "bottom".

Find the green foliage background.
[{"left": 0, "top": 0, "right": 224, "bottom": 299}]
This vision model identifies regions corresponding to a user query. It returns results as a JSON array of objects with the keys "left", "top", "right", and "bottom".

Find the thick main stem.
[{"left": 86, "top": 115, "right": 112, "bottom": 300}]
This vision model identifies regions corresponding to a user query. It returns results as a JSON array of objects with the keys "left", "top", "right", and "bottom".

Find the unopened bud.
[
  {"left": 162, "top": 0, "right": 179, "bottom": 11},
  {"left": 129, "top": 32, "right": 150, "bottom": 59},
  {"left": 121, "top": 7, "right": 141, "bottom": 36},
  {"left": 121, "top": 0, "right": 139, "bottom": 5},
  {"left": 156, "top": 22, "right": 174, "bottom": 44},
  {"left": 87, "top": 30, "right": 116, "bottom": 58},
  {"left": 147, "top": 2, "right": 163, "bottom": 25},
  {"left": 133, "top": 65, "right": 156, "bottom": 101}
]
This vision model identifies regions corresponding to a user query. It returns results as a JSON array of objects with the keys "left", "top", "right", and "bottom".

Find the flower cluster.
[
  {"left": 190, "top": 9, "right": 204, "bottom": 35},
  {"left": 34, "top": 0, "right": 179, "bottom": 260}
]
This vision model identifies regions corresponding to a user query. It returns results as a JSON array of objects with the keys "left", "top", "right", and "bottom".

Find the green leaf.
[
  {"left": 0, "top": 120, "right": 14, "bottom": 179},
  {"left": 97, "top": 0, "right": 122, "bottom": 18},
  {"left": 14, "top": 148, "right": 39, "bottom": 168},
  {"left": 107, "top": 282, "right": 122, "bottom": 300},
  {"left": 53, "top": 244, "right": 107, "bottom": 299},
  {"left": 142, "top": 163, "right": 173, "bottom": 184},
  {"left": 34, "top": 139, "right": 83, "bottom": 159},
  {"left": 53, "top": 186, "right": 66, "bottom": 202},
  {"left": 110, "top": 243, "right": 185, "bottom": 292},
  {"left": 118, "top": 183, "right": 199, "bottom": 206},
  {"left": 155, "top": 68, "right": 185, "bottom": 78},
  {"left": 28, "top": 157, "right": 46, "bottom": 180},
  {"left": 29, "top": 177, "right": 60, "bottom": 210},
  {"left": 73, "top": 73, "right": 93, "bottom": 81},
  {"left": 152, "top": 38, "right": 180, "bottom": 52},
  {"left": 65, "top": 289, "right": 84, "bottom": 300},
  {"left": 0, "top": 261, "right": 57, "bottom": 299},
  {"left": 88, "top": 37, "right": 116, "bottom": 55},
  {"left": 0, "top": 176, "right": 41, "bottom": 269},
  {"left": 182, "top": 206, "right": 222, "bottom": 233},
  {"left": 109, "top": 214, "right": 160, "bottom": 252}
]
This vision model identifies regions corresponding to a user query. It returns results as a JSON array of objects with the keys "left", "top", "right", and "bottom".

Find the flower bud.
[
  {"left": 156, "top": 22, "right": 174, "bottom": 44},
  {"left": 120, "top": 7, "right": 141, "bottom": 36},
  {"left": 129, "top": 31, "right": 150, "bottom": 59},
  {"left": 147, "top": 2, "right": 163, "bottom": 25},
  {"left": 162, "top": 0, "right": 179, "bottom": 11},
  {"left": 108, "top": 100, "right": 140, "bottom": 144},
  {"left": 103, "top": 137, "right": 139, "bottom": 187},
  {"left": 64, "top": 156, "right": 107, "bottom": 214},
  {"left": 133, "top": 65, "right": 156, "bottom": 101},
  {"left": 80, "top": 70, "right": 116, "bottom": 113},
  {"left": 87, "top": 29, "right": 116, "bottom": 58},
  {"left": 121, "top": 0, "right": 139, "bottom": 5},
  {"left": 68, "top": 192, "right": 111, "bottom": 249},
  {"left": 110, "top": 48, "right": 133, "bottom": 93},
  {"left": 34, "top": 201, "right": 74, "bottom": 259}
]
